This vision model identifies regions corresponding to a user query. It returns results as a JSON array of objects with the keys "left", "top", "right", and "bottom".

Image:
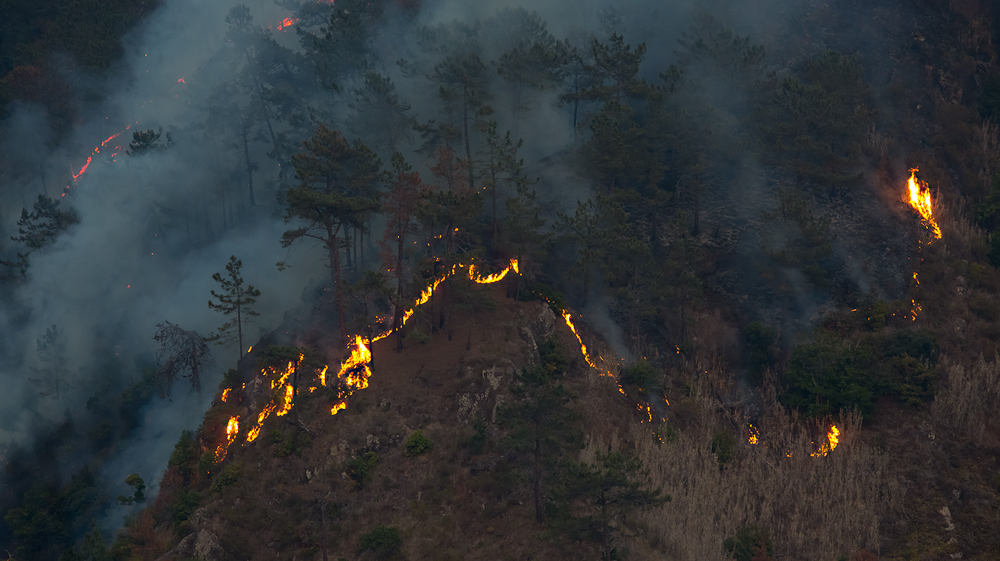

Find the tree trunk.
[
  {"left": 395, "top": 217, "right": 405, "bottom": 352},
  {"left": 319, "top": 498, "right": 329, "bottom": 561},
  {"left": 533, "top": 435, "right": 543, "bottom": 523},
  {"left": 328, "top": 225, "right": 348, "bottom": 344},
  {"left": 237, "top": 286, "right": 243, "bottom": 357},
  {"left": 242, "top": 120, "right": 256, "bottom": 207},
  {"left": 601, "top": 491, "right": 611, "bottom": 561},
  {"left": 464, "top": 85, "right": 474, "bottom": 190}
]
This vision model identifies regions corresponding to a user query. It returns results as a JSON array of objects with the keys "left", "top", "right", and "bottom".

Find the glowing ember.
[
  {"left": 906, "top": 168, "right": 941, "bottom": 239},
  {"left": 748, "top": 425, "right": 760, "bottom": 445}
]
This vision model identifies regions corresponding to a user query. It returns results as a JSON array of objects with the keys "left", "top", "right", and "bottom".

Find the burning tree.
[
  {"left": 153, "top": 322, "right": 211, "bottom": 398},
  {"left": 207, "top": 255, "right": 260, "bottom": 356},
  {"left": 283, "top": 125, "right": 380, "bottom": 343}
]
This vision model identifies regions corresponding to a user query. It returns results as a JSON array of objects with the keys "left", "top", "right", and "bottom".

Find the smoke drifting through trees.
[{"left": 0, "top": 0, "right": 957, "bottom": 554}]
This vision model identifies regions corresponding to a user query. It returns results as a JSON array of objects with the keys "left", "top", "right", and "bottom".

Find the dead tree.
[{"left": 154, "top": 321, "right": 211, "bottom": 399}]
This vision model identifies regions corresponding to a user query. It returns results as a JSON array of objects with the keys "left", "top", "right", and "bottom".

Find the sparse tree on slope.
[
  {"left": 153, "top": 322, "right": 211, "bottom": 398},
  {"left": 207, "top": 255, "right": 260, "bottom": 357}
]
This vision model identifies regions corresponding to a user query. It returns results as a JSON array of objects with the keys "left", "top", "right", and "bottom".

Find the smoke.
[{"left": 0, "top": 0, "right": 923, "bottom": 548}]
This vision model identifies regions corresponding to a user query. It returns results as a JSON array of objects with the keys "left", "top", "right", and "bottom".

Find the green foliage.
[
  {"left": 346, "top": 452, "right": 379, "bottom": 489},
  {"left": 538, "top": 336, "right": 570, "bottom": 378},
  {"left": 198, "top": 451, "right": 214, "bottom": 478},
  {"left": 780, "top": 329, "right": 939, "bottom": 418},
  {"left": 358, "top": 525, "right": 402, "bottom": 559},
  {"left": 619, "top": 360, "right": 658, "bottom": 390},
  {"left": 125, "top": 474, "right": 145, "bottom": 503},
  {"left": 744, "top": 322, "right": 778, "bottom": 385},
  {"left": 710, "top": 430, "right": 736, "bottom": 469},
  {"left": 171, "top": 489, "right": 201, "bottom": 528},
  {"left": 211, "top": 463, "right": 242, "bottom": 492},
  {"left": 126, "top": 128, "right": 165, "bottom": 156},
  {"left": 979, "top": 72, "right": 1000, "bottom": 123},
  {"left": 118, "top": 368, "right": 157, "bottom": 432},
  {"left": 465, "top": 419, "right": 487, "bottom": 455},
  {"left": 723, "top": 524, "right": 774, "bottom": 561},
  {"left": 564, "top": 451, "right": 667, "bottom": 561},
  {"left": 270, "top": 427, "right": 312, "bottom": 458},
  {"left": 207, "top": 255, "right": 260, "bottom": 355},
  {"left": 169, "top": 431, "right": 199, "bottom": 484},
  {"left": 402, "top": 326, "right": 431, "bottom": 345},
  {"left": 1, "top": 194, "right": 79, "bottom": 280},
  {"left": 404, "top": 430, "right": 433, "bottom": 457},
  {"left": 759, "top": 50, "right": 875, "bottom": 191}
]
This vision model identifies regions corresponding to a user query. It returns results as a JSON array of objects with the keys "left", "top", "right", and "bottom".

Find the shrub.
[
  {"left": 403, "top": 326, "right": 430, "bottom": 345},
  {"left": 723, "top": 524, "right": 774, "bottom": 561},
  {"left": 211, "top": 463, "right": 242, "bottom": 493},
  {"left": 710, "top": 430, "right": 736, "bottom": 470},
  {"left": 169, "top": 431, "right": 198, "bottom": 483},
  {"left": 171, "top": 489, "right": 200, "bottom": 528},
  {"left": 358, "top": 525, "right": 402, "bottom": 559},
  {"left": 404, "top": 430, "right": 432, "bottom": 457},
  {"left": 538, "top": 337, "right": 569, "bottom": 378},
  {"left": 346, "top": 452, "right": 379, "bottom": 489},
  {"left": 743, "top": 321, "right": 778, "bottom": 385},
  {"left": 619, "top": 360, "right": 659, "bottom": 390},
  {"left": 270, "top": 428, "right": 312, "bottom": 458}
]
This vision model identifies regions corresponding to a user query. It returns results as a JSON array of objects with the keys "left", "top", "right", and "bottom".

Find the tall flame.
[
  {"left": 810, "top": 424, "right": 840, "bottom": 457},
  {"left": 906, "top": 168, "right": 941, "bottom": 239}
]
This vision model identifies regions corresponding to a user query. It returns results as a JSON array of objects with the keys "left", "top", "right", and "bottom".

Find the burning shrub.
[
  {"left": 404, "top": 430, "right": 433, "bottom": 457},
  {"left": 358, "top": 525, "right": 402, "bottom": 559},
  {"left": 723, "top": 524, "right": 774, "bottom": 561}
]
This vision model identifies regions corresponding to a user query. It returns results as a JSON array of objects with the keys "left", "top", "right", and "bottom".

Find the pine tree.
[{"left": 207, "top": 255, "right": 260, "bottom": 356}]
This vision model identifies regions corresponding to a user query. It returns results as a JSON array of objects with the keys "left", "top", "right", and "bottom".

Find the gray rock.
[{"left": 194, "top": 529, "right": 224, "bottom": 561}]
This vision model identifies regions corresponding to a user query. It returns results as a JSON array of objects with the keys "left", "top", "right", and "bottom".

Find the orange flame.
[
  {"left": 810, "top": 424, "right": 840, "bottom": 457},
  {"left": 906, "top": 169, "right": 941, "bottom": 239},
  {"left": 220, "top": 388, "right": 230, "bottom": 402},
  {"left": 226, "top": 416, "right": 239, "bottom": 443},
  {"left": 331, "top": 401, "right": 347, "bottom": 415}
]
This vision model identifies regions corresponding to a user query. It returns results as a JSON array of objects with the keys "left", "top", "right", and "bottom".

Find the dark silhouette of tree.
[
  {"left": 380, "top": 153, "right": 425, "bottom": 351},
  {"left": 431, "top": 52, "right": 493, "bottom": 189},
  {"left": 500, "top": 337, "right": 580, "bottom": 523},
  {"left": 29, "top": 325, "right": 70, "bottom": 400},
  {"left": 350, "top": 71, "right": 414, "bottom": 156},
  {"left": 283, "top": 125, "right": 380, "bottom": 343},
  {"left": 1, "top": 193, "right": 78, "bottom": 280},
  {"left": 477, "top": 121, "right": 526, "bottom": 244},
  {"left": 759, "top": 50, "right": 876, "bottom": 192},
  {"left": 153, "top": 322, "right": 211, "bottom": 398},
  {"left": 565, "top": 451, "right": 666, "bottom": 561},
  {"left": 126, "top": 128, "right": 166, "bottom": 156},
  {"left": 207, "top": 255, "right": 260, "bottom": 356}
]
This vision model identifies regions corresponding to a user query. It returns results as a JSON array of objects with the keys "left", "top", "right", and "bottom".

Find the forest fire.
[
  {"left": 810, "top": 425, "right": 840, "bottom": 457},
  {"left": 748, "top": 424, "right": 760, "bottom": 445},
  {"left": 69, "top": 126, "right": 130, "bottom": 186},
  {"left": 906, "top": 168, "right": 941, "bottom": 239}
]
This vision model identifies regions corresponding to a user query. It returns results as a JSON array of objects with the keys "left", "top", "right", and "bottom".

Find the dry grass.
[
  {"left": 592, "top": 356, "right": 904, "bottom": 561},
  {"left": 933, "top": 354, "right": 1000, "bottom": 443}
]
